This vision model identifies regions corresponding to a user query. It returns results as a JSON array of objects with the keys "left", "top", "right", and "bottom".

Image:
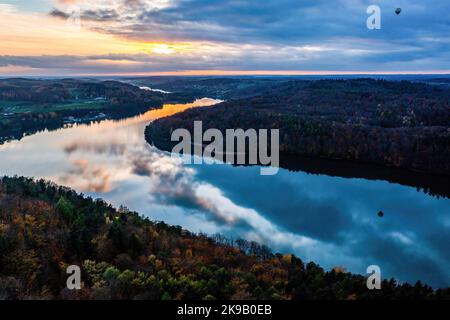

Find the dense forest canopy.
[
  {"left": 146, "top": 79, "right": 450, "bottom": 176},
  {"left": 0, "top": 78, "right": 174, "bottom": 144},
  {"left": 125, "top": 77, "right": 288, "bottom": 101},
  {"left": 1, "top": 176, "right": 449, "bottom": 300},
  {"left": 0, "top": 78, "right": 166, "bottom": 106}
]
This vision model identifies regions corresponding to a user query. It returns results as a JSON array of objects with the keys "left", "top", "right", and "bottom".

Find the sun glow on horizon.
[
  {"left": 0, "top": 1, "right": 449, "bottom": 76},
  {"left": 0, "top": 6, "right": 191, "bottom": 57},
  {"left": 52, "top": 69, "right": 450, "bottom": 77},
  {"left": 149, "top": 44, "right": 175, "bottom": 55}
]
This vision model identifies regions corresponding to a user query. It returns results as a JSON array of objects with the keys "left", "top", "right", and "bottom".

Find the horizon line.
[{"left": 1, "top": 70, "right": 450, "bottom": 78}]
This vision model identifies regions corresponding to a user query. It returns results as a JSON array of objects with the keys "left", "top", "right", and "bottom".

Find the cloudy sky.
[{"left": 0, "top": 0, "right": 449, "bottom": 76}]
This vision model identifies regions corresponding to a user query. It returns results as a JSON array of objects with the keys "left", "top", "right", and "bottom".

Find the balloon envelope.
[{"left": 395, "top": 8, "right": 402, "bottom": 15}]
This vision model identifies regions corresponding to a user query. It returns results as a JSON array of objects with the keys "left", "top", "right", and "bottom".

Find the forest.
[
  {"left": 0, "top": 78, "right": 171, "bottom": 144},
  {"left": 1, "top": 176, "right": 449, "bottom": 300},
  {"left": 126, "top": 76, "right": 289, "bottom": 101},
  {"left": 0, "top": 78, "right": 167, "bottom": 105},
  {"left": 146, "top": 79, "right": 450, "bottom": 176}
]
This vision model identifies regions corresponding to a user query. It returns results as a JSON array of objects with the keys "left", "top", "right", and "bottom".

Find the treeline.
[
  {"left": 146, "top": 79, "right": 450, "bottom": 176},
  {"left": 0, "top": 78, "right": 166, "bottom": 106},
  {"left": 1, "top": 176, "right": 449, "bottom": 300},
  {"left": 0, "top": 105, "right": 158, "bottom": 145},
  {"left": 127, "top": 77, "right": 288, "bottom": 101},
  {"left": 0, "top": 79, "right": 169, "bottom": 144}
]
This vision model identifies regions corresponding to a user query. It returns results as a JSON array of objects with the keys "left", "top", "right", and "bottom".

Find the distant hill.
[
  {"left": 0, "top": 78, "right": 172, "bottom": 144},
  {"left": 146, "top": 79, "right": 450, "bottom": 176},
  {"left": 0, "top": 78, "right": 169, "bottom": 106},
  {"left": 125, "top": 76, "right": 291, "bottom": 100}
]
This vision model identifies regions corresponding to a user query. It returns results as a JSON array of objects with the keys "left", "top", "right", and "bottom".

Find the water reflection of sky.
[{"left": 0, "top": 99, "right": 449, "bottom": 288}]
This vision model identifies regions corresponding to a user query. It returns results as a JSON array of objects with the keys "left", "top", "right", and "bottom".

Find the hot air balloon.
[{"left": 395, "top": 8, "right": 402, "bottom": 15}]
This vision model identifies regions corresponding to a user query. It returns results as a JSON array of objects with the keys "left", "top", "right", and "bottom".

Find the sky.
[{"left": 0, "top": 0, "right": 449, "bottom": 76}]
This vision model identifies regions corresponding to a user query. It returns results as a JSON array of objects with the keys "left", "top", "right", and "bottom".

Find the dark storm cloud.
[
  {"left": 7, "top": 0, "right": 450, "bottom": 73},
  {"left": 82, "top": 9, "right": 120, "bottom": 22},
  {"left": 42, "top": 0, "right": 450, "bottom": 72},
  {"left": 129, "top": 0, "right": 370, "bottom": 44},
  {"left": 52, "top": 0, "right": 450, "bottom": 46},
  {"left": 49, "top": 6, "right": 119, "bottom": 22},
  {"left": 0, "top": 55, "right": 79, "bottom": 69},
  {"left": 49, "top": 8, "right": 69, "bottom": 19},
  {"left": 0, "top": 54, "right": 207, "bottom": 73}
]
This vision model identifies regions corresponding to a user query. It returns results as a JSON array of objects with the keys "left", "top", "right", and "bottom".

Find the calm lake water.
[{"left": 1, "top": 98, "right": 449, "bottom": 288}]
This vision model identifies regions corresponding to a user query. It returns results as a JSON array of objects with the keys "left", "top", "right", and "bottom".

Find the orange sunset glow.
[{"left": 0, "top": 1, "right": 449, "bottom": 75}]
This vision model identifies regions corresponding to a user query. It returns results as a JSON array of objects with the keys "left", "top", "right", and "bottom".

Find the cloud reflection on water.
[{"left": 0, "top": 98, "right": 449, "bottom": 288}]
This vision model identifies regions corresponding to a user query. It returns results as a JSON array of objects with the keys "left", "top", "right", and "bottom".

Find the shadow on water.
[
  {"left": 148, "top": 135, "right": 450, "bottom": 199},
  {"left": 2, "top": 98, "right": 449, "bottom": 287},
  {"left": 279, "top": 154, "right": 450, "bottom": 199}
]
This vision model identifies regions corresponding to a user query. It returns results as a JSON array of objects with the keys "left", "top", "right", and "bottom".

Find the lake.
[{"left": 0, "top": 98, "right": 449, "bottom": 288}]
